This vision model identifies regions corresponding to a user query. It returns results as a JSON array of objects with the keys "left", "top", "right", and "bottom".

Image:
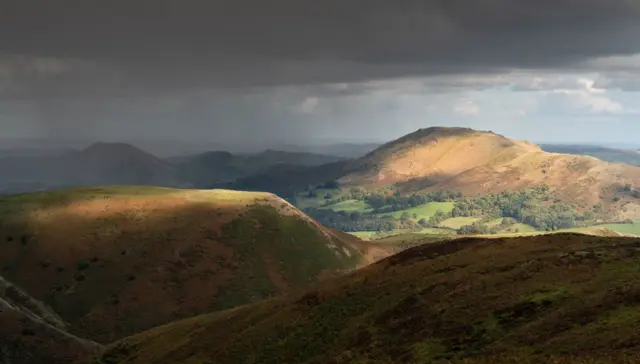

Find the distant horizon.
[{"left": 1, "top": 132, "right": 639, "bottom": 153}]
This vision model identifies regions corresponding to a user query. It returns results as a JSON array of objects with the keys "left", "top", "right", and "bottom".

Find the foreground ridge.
[{"left": 88, "top": 233, "right": 640, "bottom": 364}]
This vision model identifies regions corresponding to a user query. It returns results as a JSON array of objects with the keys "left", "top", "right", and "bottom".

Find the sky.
[{"left": 1, "top": 0, "right": 640, "bottom": 147}]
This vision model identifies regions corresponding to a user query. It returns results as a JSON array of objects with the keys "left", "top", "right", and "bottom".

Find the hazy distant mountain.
[
  {"left": 274, "top": 142, "right": 381, "bottom": 158},
  {"left": 540, "top": 144, "right": 640, "bottom": 166},
  {"left": 0, "top": 143, "right": 184, "bottom": 194},
  {"left": 0, "top": 148, "right": 76, "bottom": 158},
  {"left": 224, "top": 160, "right": 350, "bottom": 197},
  {"left": 0, "top": 144, "right": 346, "bottom": 194},
  {"left": 170, "top": 149, "right": 345, "bottom": 186}
]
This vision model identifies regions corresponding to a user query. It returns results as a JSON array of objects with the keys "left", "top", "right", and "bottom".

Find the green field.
[
  {"left": 348, "top": 231, "right": 379, "bottom": 239},
  {"left": 599, "top": 223, "right": 640, "bottom": 235},
  {"left": 439, "top": 217, "right": 481, "bottom": 229},
  {"left": 383, "top": 201, "right": 455, "bottom": 220},
  {"left": 417, "top": 227, "right": 456, "bottom": 235},
  {"left": 293, "top": 189, "right": 342, "bottom": 209},
  {"left": 373, "top": 232, "right": 453, "bottom": 246},
  {"left": 350, "top": 227, "right": 455, "bottom": 241},
  {"left": 499, "top": 223, "right": 538, "bottom": 234},
  {"left": 485, "top": 218, "right": 505, "bottom": 228},
  {"left": 320, "top": 199, "right": 372, "bottom": 213}
]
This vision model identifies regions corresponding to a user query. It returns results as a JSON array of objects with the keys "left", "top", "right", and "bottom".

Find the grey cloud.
[{"left": 1, "top": 0, "right": 640, "bottom": 96}]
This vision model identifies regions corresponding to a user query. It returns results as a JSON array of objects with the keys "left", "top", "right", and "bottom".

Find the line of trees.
[
  {"left": 313, "top": 186, "right": 463, "bottom": 213},
  {"left": 304, "top": 208, "right": 422, "bottom": 232}
]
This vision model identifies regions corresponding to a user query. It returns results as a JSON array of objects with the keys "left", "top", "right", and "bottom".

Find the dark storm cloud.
[{"left": 1, "top": 0, "right": 640, "bottom": 96}]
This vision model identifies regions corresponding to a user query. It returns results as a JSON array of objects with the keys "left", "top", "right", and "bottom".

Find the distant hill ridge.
[
  {"left": 540, "top": 143, "right": 640, "bottom": 166},
  {"left": 0, "top": 143, "right": 346, "bottom": 194}
]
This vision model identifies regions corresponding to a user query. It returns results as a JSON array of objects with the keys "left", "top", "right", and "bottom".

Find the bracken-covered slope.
[
  {"left": 0, "top": 275, "right": 100, "bottom": 364},
  {"left": 87, "top": 233, "right": 640, "bottom": 364},
  {"left": 0, "top": 186, "right": 367, "bottom": 343},
  {"left": 340, "top": 127, "right": 640, "bottom": 214}
]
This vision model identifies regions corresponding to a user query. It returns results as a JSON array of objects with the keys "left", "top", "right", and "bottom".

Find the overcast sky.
[{"left": 1, "top": 0, "right": 640, "bottom": 146}]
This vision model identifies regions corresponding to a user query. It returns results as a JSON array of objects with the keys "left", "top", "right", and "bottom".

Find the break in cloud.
[{"left": 0, "top": 0, "right": 639, "bottom": 145}]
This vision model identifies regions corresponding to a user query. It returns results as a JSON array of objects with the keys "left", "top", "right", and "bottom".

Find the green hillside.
[{"left": 0, "top": 186, "right": 364, "bottom": 342}]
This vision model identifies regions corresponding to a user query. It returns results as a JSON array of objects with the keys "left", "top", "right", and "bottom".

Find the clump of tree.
[
  {"left": 304, "top": 208, "right": 422, "bottom": 232},
  {"left": 458, "top": 223, "right": 491, "bottom": 235},
  {"left": 318, "top": 180, "right": 340, "bottom": 189},
  {"left": 450, "top": 185, "right": 592, "bottom": 231},
  {"left": 620, "top": 184, "right": 640, "bottom": 199},
  {"left": 365, "top": 190, "right": 462, "bottom": 213}
]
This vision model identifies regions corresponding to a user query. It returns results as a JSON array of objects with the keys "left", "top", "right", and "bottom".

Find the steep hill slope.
[
  {"left": 340, "top": 127, "right": 640, "bottom": 210},
  {"left": 0, "top": 186, "right": 366, "bottom": 342},
  {"left": 0, "top": 275, "right": 100, "bottom": 364},
  {"left": 88, "top": 233, "right": 640, "bottom": 364}
]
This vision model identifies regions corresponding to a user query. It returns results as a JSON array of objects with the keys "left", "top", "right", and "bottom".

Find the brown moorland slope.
[
  {"left": 87, "top": 233, "right": 640, "bottom": 364},
  {"left": 340, "top": 127, "right": 640, "bottom": 213},
  {"left": 0, "top": 275, "right": 100, "bottom": 364},
  {"left": 0, "top": 186, "right": 371, "bottom": 343}
]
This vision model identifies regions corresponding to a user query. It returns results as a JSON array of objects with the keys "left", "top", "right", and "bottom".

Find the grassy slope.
[
  {"left": 88, "top": 234, "right": 640, "bottom": 364},
  {"left": 599, "top": 223, "right": 640, "bottom": 235},
  {"left": 0, "top": 186, "right": 364, "bottom": 343},
  {"left": 439, "top": 217, "right": 482, "bottom": 229},
  {"left": 500, "top": 223, "right": 538, "bottom": 234},
  {"left": 384, "top": 202, "right": 455, "bottom": 220},
  {"left": 294, "top": 189, "right": 342, "bottom": 209},
  {"left": 349, "top": 231, "right": 379, "bottom": 239},
  {"left": 320, "top": 199, "right": 372, "bottom": 213}
]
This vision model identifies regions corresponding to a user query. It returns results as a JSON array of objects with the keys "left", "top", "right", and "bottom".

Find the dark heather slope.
[
  {"left": 0, "top": 275, "right": 100, "bottom": 364},
  {"left": 88, "top": 233, "right": 640, "bottom": 364}
]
